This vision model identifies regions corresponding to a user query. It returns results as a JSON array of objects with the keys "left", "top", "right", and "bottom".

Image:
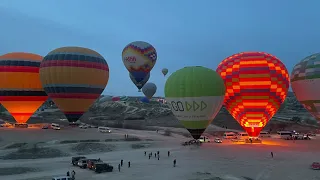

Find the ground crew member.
[
  {"left": 121, "top": 159, "right": 123, "bottom": 166},
  {"left": 173, "top": 159, "right": 176, "bottom": 167},
  {"left": 128, "top": 161, "right": 131, "bottom": 168}
]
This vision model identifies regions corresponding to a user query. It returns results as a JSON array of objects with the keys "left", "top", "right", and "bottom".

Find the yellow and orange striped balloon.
[
  {"left": 0, "top": 52, "right": 48, "bottom": 123},
  {"left": 39, "top": 47, "right": 109, "bottom": 123}
]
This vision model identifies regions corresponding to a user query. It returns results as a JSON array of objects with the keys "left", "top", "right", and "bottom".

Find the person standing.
[
  {"left": 118, "top": 164, "right": 121, "bottom": 172},
  {"left": 173, "top": 159, "right": 176, "bottom": 167},
  {"left": 148, "top": 154, "right": 151, "bottom": 159},
  {"left": 121, "top": 159, "right": 123, "bottom": 166},
  {"left": 144, "top": 151, "right": 146, "bottom": 156},
  {"left": 71, "top": 170, "right": 76, "bottom": 180},
  {"left": 66, "top": 171, "right": 70, "bottom": 176},
  {"left": 168, "top": 151, "right": 170, "bottom": 157},
  {"left": 128, "top": 161, "right": 131, "bottom": 168},
  {"left": 157, "top": 154, "right": 160, "bottom": 160},
  {"left": 271, "top": 152, "right": 274, "bottom": 158},
  {"left": 154, "top": 153, "right": 157, "bottom": 158}
]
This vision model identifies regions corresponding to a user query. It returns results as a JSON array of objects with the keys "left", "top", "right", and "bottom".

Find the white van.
[
  {"left": 237, "top": 132, "right": 249, "bottom": 139},
  {"left": 51, "top": 123, "right": 61, "bottom": 130},
  {"left": 52, "top": 176, "right": 72, "bottom": 180},
  {"left": 276, "top": 131, "right": 292, "bottom": 139},
  {"left": 259, "top": 131, "right": 271, "bottom": 137},
  {"left": 98, "top": 126, "right": 111, "bottom": 133},
  {"left": 223, "top": 132, "right": 237, "bottom": 139},
  {"left": 199, "top": 136, "right": 211, "bottom": 143}
]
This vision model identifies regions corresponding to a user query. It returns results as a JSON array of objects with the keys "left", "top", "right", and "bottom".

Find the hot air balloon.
[
  {"left": 99, "top": 95, "right": 112, "bottom": 103},
  {"left": 122, "top": 41, "right": 157, "bottom": 91},
  {"left": 165, "top": 66, "right": 225, "bottom": 139},
  {"left": 291, "top": 53, "right": 320, "bottom": 121},
  {"left": 0, "top": 52, "right": 48, "bottom": 124},
  {"left": 129, "top": 72, "right": 150, "bottom": 91},
  {"left": 112, "top": 96, "right": 120, "bottom": 101},
  {"left": 39, "top": 47, "right": 109, "bottom": 123},
  {"left": 217, "top": 52, "right": 289, "bottom": 137},
  {"left": 140, "top": 97, "right": 150, "bottom": 103},
  {"left": 120, "top": 96, "right": 129, "bottom": 101},
  {"left": 142, "top": 82, "right": 157, "bottom": 99},
  {"left": 162, "top": 68, "right": 168, "bottom": 76}
]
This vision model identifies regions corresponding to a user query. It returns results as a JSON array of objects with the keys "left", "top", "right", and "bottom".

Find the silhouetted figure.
[
  {"left": 149, "top": 154, "right": 151, "bottom": 159},
  {"left": 128, "top": 161, "right": 131, "bottom": 168},
  {"left": 67, "top": 171, "right": 70, "bottom": 176},
  {"left": 118, "top": 164, "right": 121, "bottom": 172},
  {"left": 157, "top": 151, "right": 159, "bottom": 155},
  {"left": 144, "top": 151, "right": 146, "bottom": 156},
  {"left": 173, "top": 159, "right": 176, "bottom": 167},
  {"left": 71, "top": 170, "right": 76, "bottom": 180},
  {"left": 158, "top": 154, "right": 160, "bottom": 160},
  {"left": 168, "top": 151, "right": 170, "bottom": 157},
  {"left": 271, "top": 152, "right": 274, "bottom": 158},
  {"left": 155, "top": 153, "right": 157, "bottom": 158},
  {"left": 150, "top": 152, "right": 153, "bottom": 156},
  {"left": 121, "top": 159, "right": 123, "bottom": 166}
]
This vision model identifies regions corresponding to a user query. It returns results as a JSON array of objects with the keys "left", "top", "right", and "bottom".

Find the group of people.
[
  {"left": 118, "top": 159, "right": 131, "bottom": 172},
  {"left": 66, "top": 170, "right": 76, "bottom": 179},
  {"left": 144, "top": 150, "right": 177, "bottom": 167}
]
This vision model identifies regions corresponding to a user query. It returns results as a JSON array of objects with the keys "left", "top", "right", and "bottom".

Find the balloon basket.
[
  {"left": 245, "top": 138, "right": 262, "bottom": 144},
  {"left": 138, "top": 89, "right": 141, "bottom": 92}
]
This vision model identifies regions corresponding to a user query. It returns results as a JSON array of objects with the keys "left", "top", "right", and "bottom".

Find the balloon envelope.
[
  {"left": 165, "top": 66, "right": 225, "bottom": 139},
  {"left": 217, "top": 52, "right": 289, "bottom": 137},
  {"left": 122, "top": 41, "right": 157, "bottom": 84},
  {"left": 142, "top": 82, "right": 157, "bottom": 99},
  {"left": 99, "top": 95, "right": 112, "bottom": 102},
  {"left": 291, "top": 53, "right": 320, "bottom": 121},
  {"left": 40, "top": 47, "right": 109, "bottom": 123},
  {"left": 112, "top": 96, "right": 120, "bottom": 101},
  {"left": 140, "top": 97, "right": 150, "bottom": 103},
  {"left": 129, "top": 72, "right": 150, "bottom": 90},
  {"left": 0, "top": 52, "right": 48, "bottom": 123},
  {"left": 162, "top": 68, "right": 168, "bottom": 76}
]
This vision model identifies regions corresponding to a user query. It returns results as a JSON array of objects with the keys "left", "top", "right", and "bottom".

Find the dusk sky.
[{"left": 1, "top": 0, "right": 319, "bottom": 97}]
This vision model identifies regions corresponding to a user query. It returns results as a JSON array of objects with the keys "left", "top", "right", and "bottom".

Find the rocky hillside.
[{"left": 0, "top": 91, "right": 318, "bottom": 131}]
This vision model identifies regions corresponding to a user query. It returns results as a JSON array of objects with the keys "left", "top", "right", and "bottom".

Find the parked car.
[
  {"left": 93, "top": 163, "right": 113, "bottom": 173},
  {"left": 42, "top": 125, "right": 49, "bottom": 129},
  {"left": 87, "top": 159, "right": 103, "bottom": 170},
  {"left": 98, "top": 127, "right": 111, "bottom": 133},
  {"left": 77, "top": 158, "right": 88, "bottom": 168},
  {"left": 182, "top": 139, "right": 201, "bottom": 146},
  {"left": 71, "top": 156, "right": 86, "bottom": 166},
  {"left": 311, "top": 162, "right": 320, "bottom": 170},
  {"left": 52, "top": 176, "right": 72, "bottom": 180},
  {"left": 214, "top": 138, "right": 222, "bottom": 143},
  {"left": 199, "top": 136, "right": 211, "bottom": 143}
]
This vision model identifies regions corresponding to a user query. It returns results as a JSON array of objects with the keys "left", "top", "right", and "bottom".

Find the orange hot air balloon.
[
  {"left": 0, "top": 53, "right": 48, "bottom": 124},
  {"left": 216, "top": 52, "right": 289, "bottom": 137}
]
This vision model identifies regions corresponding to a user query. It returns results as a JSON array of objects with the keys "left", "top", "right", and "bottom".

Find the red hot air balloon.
[{"left": 216, "top": 52, "right": 289, "bottom": 137}]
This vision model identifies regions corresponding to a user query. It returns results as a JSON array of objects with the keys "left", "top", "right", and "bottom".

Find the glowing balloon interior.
[
  {"left": 39, "top": 47, "right": 109, "bottom": 123},
  {"left": 0, "top": 53, "right": 48, "bottom": 123},
  {"left": 217, "top": 52, "right": 289, "bottom": 137}
]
